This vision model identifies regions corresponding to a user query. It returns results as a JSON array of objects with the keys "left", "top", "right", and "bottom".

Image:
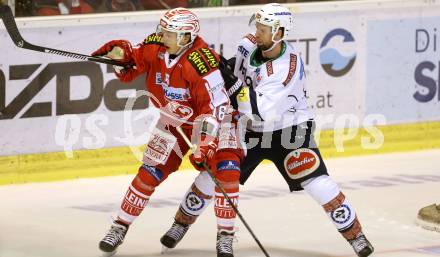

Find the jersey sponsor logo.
[
  {"left": 162, "top": 85, "right": 191, "bottom": 101},
  {"left": 244, "top": 34, "right": 257, "bottom": 44},
  {"left": 187, "top": 51, "right": 210, "bottom": 76},
  {"left": 238, "top": 45, "right": 249, "bottom": 57},
  {"left": 237, "top": 87, "right": 249, "bottom": 102},
  {"left": 199, "top": 48, "right": 218, "bottom": 68},
  {"left": 203, "top": 70, "right": 228, "bottom": 108},
  {"left": 215, "top": 196, "right": 238, "bottom": 208},
  {"left": 122, "top": 186, "right": 149, "bottom": 216},
  {"left": 266, "top": 61, "right": 274, "bottom": 77},
  {"left": 274, "top": 11, "right": 291, "bottom": 16},
  {"left": 165, "top": 101, "right": 194, "bottom": 120},
  {"left": 144, "top": 33, "right": 162, "bottom": 45},
  {"left": 228, "top": 79, "right": 243, "bottom": 96},
  {"left": 215, "top": 195, "right": 238, "bottom": 218},
  {"left": 218, "top": 126, "right": 238, "bottom": 149},
  {"left": 185, "top": 192, "right": 205, "bottom": 211},
  {"left": 331, "top": 204, "right": 352, "bottom": 225},
  {"left": 143, "top": 128, "right": 176, "bottom": 164},
  {"left": 156, "top": 73, "right": 191, "bottom": 101},
  {"left": 207, "top": 82, "right": 224, "bottom": 94},
  {"left": 217, "top": 160, "right": 240, "bottom": 172},
  {"left": 255, "top": 67, "right": 262, "bottom": 83},
  {"left": 142, "top": 164, "right": 164, "bottom": 182},
  {"left": 284, "top": 148, "right": 320, "bottom": 179},
  {"left": 155, "top": 72, "right": 163, "bottom": 84},
  {"left": 283, "top": 54, "right": 297, "bottom": 86}
]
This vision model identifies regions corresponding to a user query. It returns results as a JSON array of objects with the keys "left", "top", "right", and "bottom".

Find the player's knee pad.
[
  {"left": 215, "top": 152, "right": 241, "bottom": 193},
  {"left": 194, "top": 170, "right": 216, "bottom": 196},
  {"left": 137, "top": 164, "right": 167, "bottom": 190},
  {"left": 177, "top": 172, "right": 214, "bottom": 224},
  {"left": 301, "top": 175, "right": 340, "bottom": 205}
]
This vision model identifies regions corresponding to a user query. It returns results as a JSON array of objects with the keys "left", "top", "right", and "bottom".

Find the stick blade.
[{"left": 0, "top": 5, "right": 26, "bottom": 48}]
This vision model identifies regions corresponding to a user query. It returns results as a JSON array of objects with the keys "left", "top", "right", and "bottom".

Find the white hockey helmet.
[
  {"left": 250, "top": 3, "right": 293, "bottom": 41},
  {"left": 158, "top": 8, "right": 200, "bottom": 47}
]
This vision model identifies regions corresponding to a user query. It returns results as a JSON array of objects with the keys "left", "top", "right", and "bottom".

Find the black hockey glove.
[{"left": 219, "top": 56, "right": 243, "bottom": 109}]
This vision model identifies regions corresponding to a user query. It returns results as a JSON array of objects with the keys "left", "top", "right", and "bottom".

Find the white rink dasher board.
[{"left": 1, "top": 0, "right": 439, "bottom": 155}]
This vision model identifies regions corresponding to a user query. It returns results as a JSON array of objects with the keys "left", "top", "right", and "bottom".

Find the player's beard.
[{"left": 257, "top": 41, "right": 274, "bottom": 51}]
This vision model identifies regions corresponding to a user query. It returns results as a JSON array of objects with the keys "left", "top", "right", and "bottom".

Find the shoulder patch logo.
[
  {"left": 187, "top": 51, "right": 210, "bottom": 76},
  {"left": 144, "top": 34, "right": 162, "bottom": 45},
  {"left": 283, "top": 54, "right": 297, "bottom": 86},
  {"left": 266, "top": 61, "right": 274, "bottom": 77},
  {"left": 244, "top": 34, "right": 257, "bottom": 44},
  {"left": 199, "top": 48, "right": 219, "bottom": 68}
]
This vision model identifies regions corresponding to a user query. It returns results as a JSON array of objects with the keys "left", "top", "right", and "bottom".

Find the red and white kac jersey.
[{"left": 117, "top": 33, "right": 229, "bottom": 129}]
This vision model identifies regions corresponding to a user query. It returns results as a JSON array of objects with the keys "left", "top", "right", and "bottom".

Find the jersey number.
[
  {"left": 214, "top": 105, "right": 227, "bottom": 121},
  {"left": 239, "top": 59, "right": 254, "bottom": 88}
]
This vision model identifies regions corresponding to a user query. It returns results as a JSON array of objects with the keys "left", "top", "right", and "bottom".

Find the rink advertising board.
[
  {"left": 366, "top": 15, "right": 440, "bottom": 124},
  {"left": 0, "top": 0, "right": 439, "bottom": 156}
]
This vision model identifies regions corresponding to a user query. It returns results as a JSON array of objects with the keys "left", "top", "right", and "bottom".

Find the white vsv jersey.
[{"left": 233, "top": 34, "right": 313, "bottom": 132}]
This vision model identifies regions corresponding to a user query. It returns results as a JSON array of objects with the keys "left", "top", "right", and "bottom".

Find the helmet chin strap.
[
  {"left": 175, "top": 32, "right": 194, "bottom": 55},
  {"left": 262, "top": 27, "right": 283, "bottom": 53},
  {"left": 175, "top": 44, "right": 191, "bottom": 56},
  {"left": 262, "top": 39, "right": 281, "bottom": 53}
]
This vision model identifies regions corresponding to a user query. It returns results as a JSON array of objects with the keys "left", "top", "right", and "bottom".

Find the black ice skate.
[
  {"left": 348, "top": 233, "right": 374, "bottom": 257},
  {"left": 160, "top": 220, "right": 190, "bottom": 252},
  {"left": 216, "top": 230, "right": 235, "bottom": 257},
  {"left": 99, "top": 220, "right": 128, "bottom": 256}
]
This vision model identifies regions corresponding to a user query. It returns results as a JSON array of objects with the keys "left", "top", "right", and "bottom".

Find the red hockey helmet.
[{"left": 158, "top": 8, "right": 200, "bottom": 47}]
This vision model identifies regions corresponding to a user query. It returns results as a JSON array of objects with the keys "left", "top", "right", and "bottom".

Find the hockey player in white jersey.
[{"left": 161, "top": 3, "right": 374, "bottom": 257}]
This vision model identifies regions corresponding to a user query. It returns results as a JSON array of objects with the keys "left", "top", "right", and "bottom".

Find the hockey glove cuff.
[{"left": 92, "top": 40, "right": 134, "bottom": 63}]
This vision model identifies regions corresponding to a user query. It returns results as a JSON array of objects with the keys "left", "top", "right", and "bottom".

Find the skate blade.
[
  {"left": 101, "top": 250, "right": 117, "bottom": 257},
  {"left": 416, "top": 217, "right": 440, "bottom": 232},
  {"left": 161, "top": 246, "right": 171, "bottom": 254}
]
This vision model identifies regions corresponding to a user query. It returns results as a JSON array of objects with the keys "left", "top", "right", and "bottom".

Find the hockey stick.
[
  {"left": 176, "top": 126, "right": 271, "bottom": 257},
  {"left": 0, "top": 5, "right": 130, "bottom": 68}
]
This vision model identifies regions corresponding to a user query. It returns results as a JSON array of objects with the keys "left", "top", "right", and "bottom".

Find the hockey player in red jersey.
[{"left": 91, "top": 7, "right": 242, "bottom": 257}]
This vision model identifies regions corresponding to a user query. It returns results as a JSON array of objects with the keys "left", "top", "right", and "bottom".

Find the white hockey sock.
[{"left": 302, "top": 175, "right": 362, "bottom": 240}]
